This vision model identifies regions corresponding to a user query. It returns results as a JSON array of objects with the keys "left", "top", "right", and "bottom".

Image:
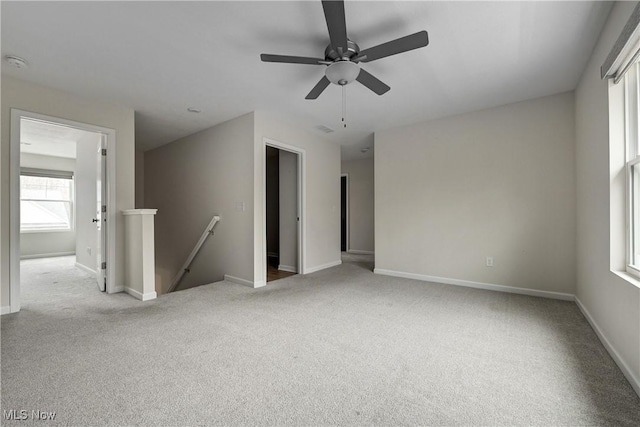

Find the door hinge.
[
  {"left": 101, "top": 262, "right": 107, "bottom": 270},
  {"left": 102, "top": 205, "right": 107, "bottom": 213},
  {"left": 101, "top": 148, "right": 107, "bottom": 156}
]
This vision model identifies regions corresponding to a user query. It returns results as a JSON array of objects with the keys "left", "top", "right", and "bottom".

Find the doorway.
[
  {"left": 341, "top": 174, "right": 348, "bottom": 252},
  {"left": 265, "top": 146, "right": 299, "bottom": 282},
  {"left": 263, "top": 138, "right": 305, "bottom": 284},
  {"left": 8, "top": 110, "right": 117, "bottom": 313}
]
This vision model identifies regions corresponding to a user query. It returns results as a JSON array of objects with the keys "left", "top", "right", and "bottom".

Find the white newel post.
[{"left": 123, "top": 209, "right": 158, "bottom": 301}]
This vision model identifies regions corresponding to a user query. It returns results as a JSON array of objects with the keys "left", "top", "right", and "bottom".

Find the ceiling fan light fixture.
[{"left": 325, "top": 60, "right": 360, "bottom": 85}]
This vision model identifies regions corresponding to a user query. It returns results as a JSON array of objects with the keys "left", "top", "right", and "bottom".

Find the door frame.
[
  {"left": 262, "top": 137, "right": 306, "bottom": 284},
  {"left": 341, "top": 173, "right": 349, "bottom": 252},
  {"left": 96, "top": 134, "right": 108, "bottom": 291},
  {"left": 8, "top": 109, "right": 117, "bottom": 313}
]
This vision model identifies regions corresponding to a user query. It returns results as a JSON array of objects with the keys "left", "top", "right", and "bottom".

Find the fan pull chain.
[{"left": 342, "top": 85, "right": 347, "bottom": 128}]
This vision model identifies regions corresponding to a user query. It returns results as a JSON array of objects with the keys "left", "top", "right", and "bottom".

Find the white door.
[{"left": 95, "top": 136, "right": 107, "bottom": 291}]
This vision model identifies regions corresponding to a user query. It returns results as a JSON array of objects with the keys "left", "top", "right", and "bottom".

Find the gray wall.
[
  {"left": 575, "top": 1, "right": 640, "bottom": 391},
  {"left": 1, "top": 76, "right": 135, "bottom": 308},
  {"left": 341, "top": 157, "right": 374, "bottom": 253},
  {"left": 279, "top": 149, "right": 298, "bottom": 271},
  {"left": 375, "top": 91, "right": 576, "bottom": 294},
  {"left": 75, "top": 133, "right": 100, "bottom": 272},
  {"left": 145, "top": 113, "right": 255, "bottom": 294},
  {"left": 20, "top": 153, "right": 74, "bottom": 171},
  {"left": 19, "top": 153, "right": 76, "bottom": 258},
  {"left": 135, "top": 149, "right": 145, "bottom": 209}
]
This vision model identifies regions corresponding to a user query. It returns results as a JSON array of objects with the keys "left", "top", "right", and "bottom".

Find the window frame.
[
  {"left": 627, "top": 157, "right": 640, "bottom": 277},
  {"left": 625, "top": 62, "right": 640, "bottom": 278},
  {"left": 19, "top": 170, "right": 75, "bottom": 234}
]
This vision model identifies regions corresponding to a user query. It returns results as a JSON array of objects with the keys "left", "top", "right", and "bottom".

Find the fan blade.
[
  {"left": 306, "top": 76, "right": 331, "bottom": 99},
  {"left": 261, "top": 54, "right": 327, "bottom": 65},
  {"left": 353, "top": 31, "right": 429, "bottom": 63},
  {"left": 322, "top": 0, "right": 348, "bottom": 54},
  {"left": 356, "top": 69, "right": 390, "bottom": 95}
]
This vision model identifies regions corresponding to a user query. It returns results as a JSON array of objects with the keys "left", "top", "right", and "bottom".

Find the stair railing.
[{"left": 168, "top": 215, "right": 220, "bottom": 292}]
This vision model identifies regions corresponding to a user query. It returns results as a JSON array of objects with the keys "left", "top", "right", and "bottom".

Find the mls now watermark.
[{"left": 3, "top": 409, "right": 56, "bottom": 421}]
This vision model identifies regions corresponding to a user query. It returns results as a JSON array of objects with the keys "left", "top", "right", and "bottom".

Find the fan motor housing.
[{"left": 325, "top": 40, "right": 360, "bottom": 61}]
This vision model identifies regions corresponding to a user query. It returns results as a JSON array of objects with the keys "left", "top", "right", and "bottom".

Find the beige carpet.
[{"left": 1, "top": 255, "right": 639, "bottom": 426}]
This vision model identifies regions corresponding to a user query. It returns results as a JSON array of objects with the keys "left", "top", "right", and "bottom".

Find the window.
[
  {"left": 602, "top": 3, "right": 640, "bottom": 280},
  {"left": 20, "top": 169, "right": 74, "bottom": 232},
  {"left": 626, "top": 62, "right": 640, "bottom": 277}
]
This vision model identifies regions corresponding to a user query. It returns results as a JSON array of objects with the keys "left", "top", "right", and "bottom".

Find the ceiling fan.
[{"left": 260, "top": 0, "right": 429, "bottom": 100}]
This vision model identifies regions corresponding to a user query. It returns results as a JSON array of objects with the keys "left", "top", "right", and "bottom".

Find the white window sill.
[{"left": 612, "top": 270, "right": 640, "bottom": 290}]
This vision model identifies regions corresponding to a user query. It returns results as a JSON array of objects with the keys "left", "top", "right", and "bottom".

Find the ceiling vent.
[
  {"left": 315, "top": 125, "right": 334, "bottom": 134},
  {"left": 5, "top": 55, "right": 28, "bottom": 69}
]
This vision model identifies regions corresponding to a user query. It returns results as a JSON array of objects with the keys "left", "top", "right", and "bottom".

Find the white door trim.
[
  {"left": 9, "top": 109, "right": 118, "bottom": 313},
  {"left": 341, "top": 173, "right": 349, "bottom": 252},
  {"left": 263, "top": 137, "right": 306, "bottom": 284}
]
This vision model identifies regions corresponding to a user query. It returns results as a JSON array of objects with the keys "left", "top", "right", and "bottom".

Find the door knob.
[{"left": 92, "top": 218, "right": 99, "bottom": 223}]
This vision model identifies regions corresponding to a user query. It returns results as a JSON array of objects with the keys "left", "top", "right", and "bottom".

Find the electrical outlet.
[
  {"left": 86, "top": 247, "right": 92, "bottom": 256},
  {"left": 235, "top": 202, "right": 245, "bottom": 212},
  {"left": 486, "top": 256, "right": 494, "bottom": 267}
]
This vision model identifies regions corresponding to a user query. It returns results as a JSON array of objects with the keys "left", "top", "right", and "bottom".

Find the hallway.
[{"left": 20, "top": 256, "right": 103, "bottom": 312}]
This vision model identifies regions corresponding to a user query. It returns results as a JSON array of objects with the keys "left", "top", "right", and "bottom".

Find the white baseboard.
[
  {"left": 305, "top": 260, "right": 342, "bottom": 274},
  {"left": 373, "top": 268, "right": 575, "bottom": 301},
  {"left": 224, "top": 274, "right": 265, "bottom": 288},
  {"left": 75, "top": 262, "right": 96, "bottom": 276},
  {"left": 108, "top": 286, "right": 125, "bottom": 294},
  {"left": 575, "top": 297, "right": 640, "bottom": 397},
  {"left": 1, "top": 306, "right": 11, "bottom": 315},
  {"left": 347, "top": 249, "right": 374, "bottom": 255},
  {"left": 124, "top": 287, "right": 157, "bottom": 302},
  {"left": 278, "top": 264, "right": 297, "bottom": 273},
  {"left": 20, "top": 251, "right": 75, "bottom": 260}
]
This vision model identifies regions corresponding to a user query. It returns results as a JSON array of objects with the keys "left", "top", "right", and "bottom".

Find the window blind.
[
  {"left": 20, "top": 167, "right": 74, "bottom": 180},
  {"left": 602, "top": 2, "right": 640, "bottom": 84}
]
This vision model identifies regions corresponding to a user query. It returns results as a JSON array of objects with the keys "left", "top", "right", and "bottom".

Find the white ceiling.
[
  {"left": 20, "top": 119, "right": 80, "bottom": 159},
  {"left": 1, "top": 1, "right": 612, "bottom": 161}
]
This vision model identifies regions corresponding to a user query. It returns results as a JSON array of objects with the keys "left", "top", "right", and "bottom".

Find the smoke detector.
[{"left": 5, "top": 55, "right": 28, "bottom": 69}]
